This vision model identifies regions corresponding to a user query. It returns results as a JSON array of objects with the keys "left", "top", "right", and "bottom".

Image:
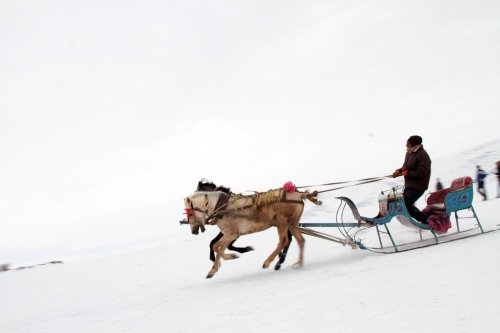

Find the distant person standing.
[
  {"left": 392, "top": 135, "right": 432, "bottom": 224},
  {"left": 496, "top": 161, "right": 500, "bottom": 198},
  {"left": 476, "top": 165, "right": 488, "bottom": 201},
  {"left": 435, "top": 178, "right": 444, "bottom": 191}
]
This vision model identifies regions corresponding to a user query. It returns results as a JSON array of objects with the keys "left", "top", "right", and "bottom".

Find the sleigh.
[
  {"left": 313, "top": 176, "right": 487, "bottom": 253},
  {"left": 180, "top": 177, "right": 499, "bottom": 278}
]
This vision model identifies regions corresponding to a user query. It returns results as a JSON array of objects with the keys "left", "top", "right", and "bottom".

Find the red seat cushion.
[{"left": 426, "top": 188, "right": 452, "bottom": 206}]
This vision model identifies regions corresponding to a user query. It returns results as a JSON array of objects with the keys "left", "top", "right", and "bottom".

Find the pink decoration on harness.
[{"left": 283, "top": 181, "right": 296, "bottom": 193}]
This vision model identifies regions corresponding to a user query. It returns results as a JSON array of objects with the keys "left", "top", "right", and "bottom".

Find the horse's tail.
[{"left": 302, "top": 191, "right": 322, "bottom": 205}]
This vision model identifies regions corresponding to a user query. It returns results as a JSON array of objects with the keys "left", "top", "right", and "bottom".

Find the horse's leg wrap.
[
  {"left": 275, "top": 230, "right": 293, "bottom": 270},
  {"left": 263, "top": 226, "right": 289, "bottom": 269}
]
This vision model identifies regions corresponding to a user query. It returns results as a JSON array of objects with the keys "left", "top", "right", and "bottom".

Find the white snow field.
[{"left": 1, "top": 140, "right": 499, "bottom": 333}]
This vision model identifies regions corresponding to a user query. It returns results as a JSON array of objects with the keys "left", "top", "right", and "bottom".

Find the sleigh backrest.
[
  {"left": 426, "top": 176, "right": 474, "bottom": 215},
  {"left": 450, "top": 177, "right": 472, "bottom": 190},
  {"left": 444, "top": 177, "right": 474, "bottom": 214}
]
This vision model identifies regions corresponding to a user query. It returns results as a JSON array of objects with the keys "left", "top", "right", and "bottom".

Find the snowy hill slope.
[
  {"left": 304, "top": 138, "right": 500, "bottom": 221},
  {"left": 2, "top": 0, "right": 500, "bottom": 267}
]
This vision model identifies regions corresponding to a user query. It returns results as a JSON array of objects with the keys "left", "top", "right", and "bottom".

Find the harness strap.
[
  {"left": 220, "top": 212, "right": 278, "bottom": 226},
  {"left": 206, "top": 191, "right": 305, "bottom": 224},
  {"left": 214, "top": 193, "right": 229, "bottom": 212},
  {"left": 214, "top": 198, "right": 304, "bottom": 217}
]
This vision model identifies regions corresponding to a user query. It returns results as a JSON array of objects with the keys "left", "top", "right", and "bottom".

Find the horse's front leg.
[
  {"left": 262, "top": 226, "right": 289, "bottom": 269},
  {"left": 207, "top": 234, "right": 239, "bottom": 278},
  {"left": 289, "top": 225, "right": 305, "bottom": 268}
]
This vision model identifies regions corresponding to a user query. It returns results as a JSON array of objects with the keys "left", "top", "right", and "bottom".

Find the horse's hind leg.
[
  {"left": 289, "top": 226, "right": 305, "bottom": 268},
  {"left": 209, "top": 232, "right": 224, "bottom": 262},
  {"left": 274, "top": 230, "right": 293, "bottom": 270},
  {"left": 228, "top": 240, "right": 254, "bottom": 254},
  {"left": 210, "top": 233, "right": 254, "bottom": 262},
  {"left": 207, "top": 234, "right": 239, "bottom": 278},
  {"left": 263, "top": 225, "right": 289, "bottom": 269}
]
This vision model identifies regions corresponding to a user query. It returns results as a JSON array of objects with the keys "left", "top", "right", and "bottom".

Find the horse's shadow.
[{"left": 202, "top": 248, "right": 377, "bottom": 286}]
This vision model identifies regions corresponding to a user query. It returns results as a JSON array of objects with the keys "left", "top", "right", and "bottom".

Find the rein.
[{"left": 297, "top": 175, "right": 392, "bottom": 194}]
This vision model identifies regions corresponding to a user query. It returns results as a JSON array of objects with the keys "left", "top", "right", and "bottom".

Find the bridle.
[{"left": 184, "top": 193, "right": 212, "bottom": 231}]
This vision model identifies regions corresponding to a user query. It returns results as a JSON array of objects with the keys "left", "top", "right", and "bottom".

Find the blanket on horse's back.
[
  {"left": 222, "top": 189, "right": 307, "bottom": 215},
  {"left": 254, "top": 189, "right": 300, "bottom": 206},
  {"left": 195, "top": 180, "right": 316, "bottom": 217}
]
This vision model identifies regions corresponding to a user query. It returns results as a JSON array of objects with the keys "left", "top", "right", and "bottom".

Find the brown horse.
[
  {"left": 194, "top": 179, "right": 257, "bottom": 262},
  {"left": 184, "top": 188, "right": 322, "bottom": 278}
]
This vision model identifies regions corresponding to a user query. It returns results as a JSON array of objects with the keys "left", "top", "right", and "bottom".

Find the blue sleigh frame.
[{"left": 333, "top": 183, "right": 484, "bottom": 252}]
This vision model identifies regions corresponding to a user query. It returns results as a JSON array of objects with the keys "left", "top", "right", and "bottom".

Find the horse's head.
[{"left": 184, "top": 191, "right": 221, "bottom": 235}]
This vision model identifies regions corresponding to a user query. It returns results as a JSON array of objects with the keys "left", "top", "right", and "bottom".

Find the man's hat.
[{"left": 407, "top": 135, "right": 422, "bottom": 146}]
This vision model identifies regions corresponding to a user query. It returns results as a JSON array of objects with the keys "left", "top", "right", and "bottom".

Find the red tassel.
[
  {"left": 283, "top": 181, "right": 296, "bottom": 193},
  {"left": 184, "top": 208, "right": 193, "bottom": 221}
]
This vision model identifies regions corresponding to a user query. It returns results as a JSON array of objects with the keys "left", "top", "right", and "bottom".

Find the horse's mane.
[
  {"left": 197, "top": 179, "right": 217, "bottom": 191},
  {"left": 197, "top": 179, "right": 231, "bottom": 193}
]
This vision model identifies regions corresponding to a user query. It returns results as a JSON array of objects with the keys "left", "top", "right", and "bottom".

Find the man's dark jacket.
[{"left": 402, "top": 146, "right": 431, "bottom": 192}]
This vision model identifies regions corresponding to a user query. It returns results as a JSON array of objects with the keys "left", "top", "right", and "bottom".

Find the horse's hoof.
[
  {"left": 206, "top": 274, "right": 214, "bottom": 279},
  {"left": 245, "top": 246, "right": 255, "bottom": 252},
  {"left": 231, "top": 254, "right": 239, "bottom": 259},
  {"left": 262, "top": 263, "right": 270, "bottom": 269},
  {"left": 274, "top": 263, "right": 281, "bottom": 271},
  {"left": 292, "top": 262, "right": 303, "bottom": 269}
]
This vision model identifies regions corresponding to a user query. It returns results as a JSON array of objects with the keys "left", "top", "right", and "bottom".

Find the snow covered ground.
[
  {"left": 1, "top": 141, "right": 499, "bottom": 333},
  {"left": 2, "top": 0, "right": 500, "bottom": 332}
]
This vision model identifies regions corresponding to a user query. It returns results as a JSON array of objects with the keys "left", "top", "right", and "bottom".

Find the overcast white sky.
[{"left": 1, "top": 0, "right": 499, "bottom": 264}]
